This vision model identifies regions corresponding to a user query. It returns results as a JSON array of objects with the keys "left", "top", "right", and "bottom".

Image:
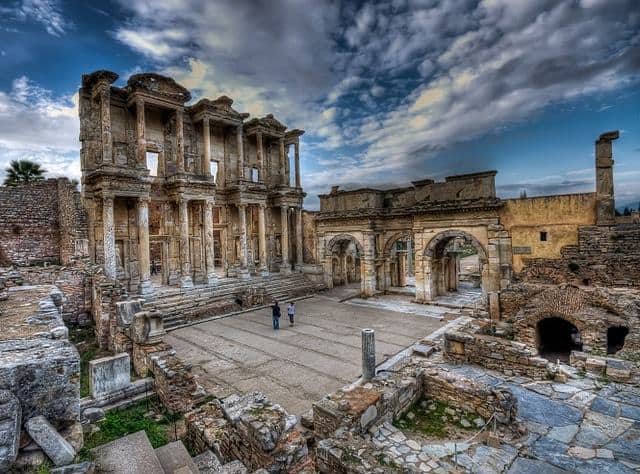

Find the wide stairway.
[{"left": 143, "top": 273, "right": 325, "bottom": 330}]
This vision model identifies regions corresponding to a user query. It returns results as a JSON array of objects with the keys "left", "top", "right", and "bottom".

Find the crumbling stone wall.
[
  {"left": 0, "top": 179, "right": 87, "bottom": 267},
  {"left": 518, "top": 223, "right": 640, "bottom": 287}
]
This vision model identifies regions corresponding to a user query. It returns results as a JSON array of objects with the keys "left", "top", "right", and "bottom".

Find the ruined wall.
[
  {"left": 0, "top": 179, "right": 87, "bottom": 267},
  {"left": 302, "top": 210, "right": 318, "bottom": 263},
  {"left": 500, "top": 193, "right": 596, "bottom": 273}
]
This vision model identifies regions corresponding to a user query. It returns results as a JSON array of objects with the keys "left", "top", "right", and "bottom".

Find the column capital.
[
  {"left": 137, "top": 196, "right": 150, "bottom": 205},
  {"left": 135, "top": 97, "right": 145, "bottom": 108}
]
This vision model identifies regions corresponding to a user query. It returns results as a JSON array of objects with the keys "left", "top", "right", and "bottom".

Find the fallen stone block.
[
  {"left": 82, "top": 407, "right": 105, "bottom": 423},
  {"left": 91, "top": 430, "right": 164, "bottom": 473},
  {"left": 155, "top": 440, "right": 199, "bottom": 474},
  {"left": 25, "top": 416, "right": 76, "bottom": 466},
  {"left": 192, "top": 449, "right": 223, "bottom": 473},
  {"left": 0, "top": 389, "right": 21, "bottom": 471},
  {"left": 219, "top": 460, "right": 248, "bottom": 474}
]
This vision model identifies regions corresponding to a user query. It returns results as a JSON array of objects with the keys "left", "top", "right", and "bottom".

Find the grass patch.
[
  {"left": 393, "top": 399, "right": 478, "bottom": 439},
  {"left": 77, "top": 397, "right": 180, "bottom": 462}
]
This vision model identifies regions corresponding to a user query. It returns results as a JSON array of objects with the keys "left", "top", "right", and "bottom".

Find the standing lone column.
[
  {"left": 202, "top": 117, "right": 211, "bottom": 176},
  {"left": 178, "top": 198, "right": 193, "bottom": 287},
  {"left": 280, "top": 205, "right": 291, "bottom": 273},
  {"left": 295, "top": 208, "right": 303, "bottom": 270},
  {"left": 258, "top": 204, "right": 268, "bottom": 275},
  {"left": 595, "top": 130, "right": 619, "bottom": 225},
  {"left": 135, "top": 98, "right": 146, "bottom": 166},
  {"left": 362, "top": 328, "right": 376, "bottom": 380},
  {"left": 237, "top": 124, "right": 244, "bottom": 180},
  {"left": 176, "top": 108, "right": 185, "bottom": 173},
  {"left": 138, "top": 197, "right": 153, "bottom": 294},
  {"left": 103, "top": 196, "right": 116, "bottom": 279},
  {"left": 204, "top": 200, "right": 217, "bottom": 285}
]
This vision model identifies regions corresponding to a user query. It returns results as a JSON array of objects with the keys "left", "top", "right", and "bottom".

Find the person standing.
[
  {"left": 272, "top": 300, "right": 281, "bottom": 330},
  {"left": 287, "top": 302, "right": 295, "bottom": 326}
]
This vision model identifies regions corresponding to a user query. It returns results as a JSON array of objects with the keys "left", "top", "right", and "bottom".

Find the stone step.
[
  {"left": 155, "top": 440, "right": 199, "bottom": 474},
  {"left": 91, "top": 430, "right": 164, "bottom": 473},
  {"left": 192, "top": 450, "right": 222, "bottom": 473}
]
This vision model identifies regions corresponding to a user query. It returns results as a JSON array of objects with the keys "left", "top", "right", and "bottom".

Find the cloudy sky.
[{"left": 1, "top": 0, "right": 639, "bottom": 209}]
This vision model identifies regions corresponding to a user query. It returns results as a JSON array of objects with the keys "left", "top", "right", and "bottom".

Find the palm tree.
[{"left": 3, "top": 160, "right": 46, "bottom": 186}]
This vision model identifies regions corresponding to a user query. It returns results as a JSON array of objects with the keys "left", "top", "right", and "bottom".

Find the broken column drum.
[{"left": 362, "top": 328, "right": 376, "bottom": 380}]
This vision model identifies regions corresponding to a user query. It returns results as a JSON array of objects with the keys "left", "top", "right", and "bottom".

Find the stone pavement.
[
  {"left": 367, "top": 362, "right": 640, "bottom": 473},
  {"left": 166, "top": 295, "right": 446, "bottom": 415}
]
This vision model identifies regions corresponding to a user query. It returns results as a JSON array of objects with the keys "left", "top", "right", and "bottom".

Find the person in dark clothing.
[{"left": 271, "top": 300, "right": 281, "bottom": 330}]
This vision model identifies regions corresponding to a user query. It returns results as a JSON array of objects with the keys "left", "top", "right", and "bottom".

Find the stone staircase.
[
  {"left": 91, "top": 430, "right": 258, "bottom": 473},
  {"left": 143, "top": 273, "right": 325, "bottom": 330}
]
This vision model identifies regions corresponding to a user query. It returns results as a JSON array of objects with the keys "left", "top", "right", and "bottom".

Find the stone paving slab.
[{"left": 167, "top": 295, "right": 445, "bottom": 415}]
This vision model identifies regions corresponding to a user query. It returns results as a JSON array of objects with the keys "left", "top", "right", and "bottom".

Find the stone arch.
[
  {"left": 383, "top": 231, "right": 414, "bottom": 255},
  {"left": 326, "top": 233, "right": 364, "bottom": 256},
  {"left": 418, "top": 229, "right": 489, "bottom": 303},
  {"left": 324, "top": 233, "right": 364, "bottom": 289},
  {"left": 382, "top": 231, "right": 415, "bottom": 291},
  {"left": 536, "top": 316, "right": 583, "bottom": 361}
]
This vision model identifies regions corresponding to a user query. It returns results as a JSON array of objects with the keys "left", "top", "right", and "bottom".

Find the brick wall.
[{"left": 0, "top": 179, "right": 88, "bottom": 266}]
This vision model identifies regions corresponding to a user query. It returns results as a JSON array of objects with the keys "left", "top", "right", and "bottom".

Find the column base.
[
  {"left": 206, "top": 274, "right": 218, "bottom": 285},
  {"left": 139, "top": 279, "right": 154, "bottom": 296},
  {"left": 294, "top": 264, "right": 304, "bottom": 273},
  {"left": 259, "top": 266, "right": 270, "bottom": 277},
  {"left": 279, "top": 264, "right": 292, "bottom": 274},
  {"left": 180, "top": 276, "right": 194, "bottom": 288},
  {"left": 238, "top": 268, "right": 251, "bottom": 280}
]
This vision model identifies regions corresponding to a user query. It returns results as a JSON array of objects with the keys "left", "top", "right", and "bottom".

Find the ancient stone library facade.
[{"left": 80, "top": 70, "right": 305, "bottom": 293}]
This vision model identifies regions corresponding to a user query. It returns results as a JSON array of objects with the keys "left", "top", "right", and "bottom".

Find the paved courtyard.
[{"left": 166, "top": 294, "right": 446, "bottom": 415}]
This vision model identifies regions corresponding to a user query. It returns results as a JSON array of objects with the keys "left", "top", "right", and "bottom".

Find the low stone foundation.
[{"left": 185, "top": 392, "right": 314, "bottom": 473}]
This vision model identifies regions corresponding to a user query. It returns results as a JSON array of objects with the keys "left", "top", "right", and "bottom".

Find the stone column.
[
  {"left": 397, "top": 250, "right": 407, "bottom": 287},
  {"left": 203, "top": 200, "right": 217, "bottom": 285},
  {"left": 202, "top": 117, "right": 211, "bottom": 176},
  {"left": 102, "top": 196, "right": 116, "bottom": 279},
  {"left": 178, "top": 198, "right": 193, "bottom": 287},
  {"left": 238, "top": 204, "right": 249, "bottom": 278},
  {"left": 294, "top": 141, "right": 301, "bottom": 188},
  {"left": 256, "top": 131, "right": 264, "bottom": 182},
  {"left": 135, "top": 98, "right": 146, "bottom": 166},
  {"left": 237, "top": 124, "right": 244, "bottom": 180},
  {"left": 138, "top": 198, "right": 153, "bottom": 294},
  {"left": 176, "top": 108, "right": 184, "bottom": 173},
  {"left": 98, "top": 84, "right": 113, "bottom": 164},
  {"left": 280, "top": 205, "right": 291, "bottom": 273},
  {"left": 595, "top": 130, "right": 619, "bottom": 225},
  {"left": 279, "top": 137, "right": 286, "bottom": 185},
  {"left": 361, "top": 233, "right": 377, "bottom": 296},
  {"left": 295, "top": 208, "right": 303, "bottom": 270},
  {"left": 258, "top": 204, "right": 268, "bottom": 275},
  {"left": 361, "top": 328, "right": 376, "bottom": 380}
]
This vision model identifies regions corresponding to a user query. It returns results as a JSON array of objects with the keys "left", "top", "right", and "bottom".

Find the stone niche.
[{"left": 0, "top": 338, "right": 80, "bottom": 428}]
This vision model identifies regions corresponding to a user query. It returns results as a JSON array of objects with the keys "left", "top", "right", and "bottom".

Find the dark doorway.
[
  {"left": 607, "top": 326, "right": 629, "bottom": 354},
  {"left": 537, "top": 317, "right": 582, "bottom": 361}
]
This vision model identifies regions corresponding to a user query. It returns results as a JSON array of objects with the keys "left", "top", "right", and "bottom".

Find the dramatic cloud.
[
  {"left": 0, "top": 77, "right": 79, "bottom": 182},
  {"left": 17, "top": 0, "right": 71, "bottom": 36}
]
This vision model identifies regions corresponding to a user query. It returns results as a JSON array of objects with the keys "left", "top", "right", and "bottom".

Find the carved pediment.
[
  {"left": 190, "top": 96, "right": 246, "bottom": 121},
  {"left": 126, "top": 73, "right": 191, "bottom": 103}
]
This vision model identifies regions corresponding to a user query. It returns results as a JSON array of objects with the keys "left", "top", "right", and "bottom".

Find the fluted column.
[
  {"left": 202, "top": 117, "right": 211, "bottom": 176},
  {"left": 279, "top": 137, "right": 286, "bottom": 185},
  {"left": 280, "top": 205, "right": 291, "bottom": 273},
  {"left": 178, "top": 198, "right": 193, "bottom": 287},
  {"left": 258, "top": 204, "right": 268, "bottom": 275},
  {"left": 204, "top": 200, "right": 217, "bottom": 284},
  {"left": 237, "top": 124, "right": 244, "bottom": 180},
  {"left": 256, "top": 131, "right": 264, "bottom": 182},
  {"left": 138, "top": 197, "right": 153, "bottom": 294},
  {"left": 294, "top": 141, "right": 301, "bottom": 187},
  {"left": 176, "top": 108, "right": 184, "bottom": 173},
  {"left": 98, "top": 84, "right": 112, "bottom": 164},
  {"left": 295, "top": 208, "right": 303, "bottom": 269},
  {"left": 102, "top": 196, "right": 116, "bottom": 279},
  {"left": 135, "top": 98, "right": 146, "bottom": 166},
  {"left": 238, "top": 204, "right": 250, "bottom": 278}
]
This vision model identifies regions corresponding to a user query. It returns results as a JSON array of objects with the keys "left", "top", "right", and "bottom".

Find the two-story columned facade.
[{"left": 79, "top": 70, "right": 305, "bottom": 293}]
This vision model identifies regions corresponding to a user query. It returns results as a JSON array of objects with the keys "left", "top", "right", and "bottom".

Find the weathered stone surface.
[
  {"left": 192, "top": 449, "right": 223, "bottom": 473},
  {"left": 89, "top": 353, "right": 130, "bottom": 398},
  {"left": 25, "top": 416, "right": 76, "bottom": 466},
  {"left": 506, "top": 384, "right": 581, "bottom": 427},
  {"left": 0, "top": 389, "right": 20, "bottom": 471},
  {"left": 507, "top": 456, "right": 569, "bottom": 473},
  {"left": 91, "top": 430, "right": 164, "bottom": 473},
  {"left": 155, "top": 440, "right": 199, "bottom": 473},
  {"left": 219, "top": 460, "right": 248, "bottom": 473},
  {"left": 82, "top": 407, "right": 105, "bottom": 423},
  {"left": 0, "top": 338, "right": 79, "bottom": 427},
  {"left": 50, "top": 461, "right": 95, "bottom": 474}
]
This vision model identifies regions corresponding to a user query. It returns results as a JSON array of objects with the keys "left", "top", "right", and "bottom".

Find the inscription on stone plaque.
[{"left": 512, "top": 246, "right": 532, "bottom": 255}]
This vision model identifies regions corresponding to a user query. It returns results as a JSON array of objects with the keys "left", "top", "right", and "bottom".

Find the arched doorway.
[
  {"left": 607, "top": 326, "right": 629, "bottom": 354},
  {"left": 383, "top": 232, "right": 415, "bottom": 295},
  {"left": 537, "top": 317, "right": 582, "bottom": 361},
  {"left": 326, "top": 234, "right": 363, "bottom": 289},
  {"left": 422, "top": 230, "right": 487, "bottom": 306}
]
